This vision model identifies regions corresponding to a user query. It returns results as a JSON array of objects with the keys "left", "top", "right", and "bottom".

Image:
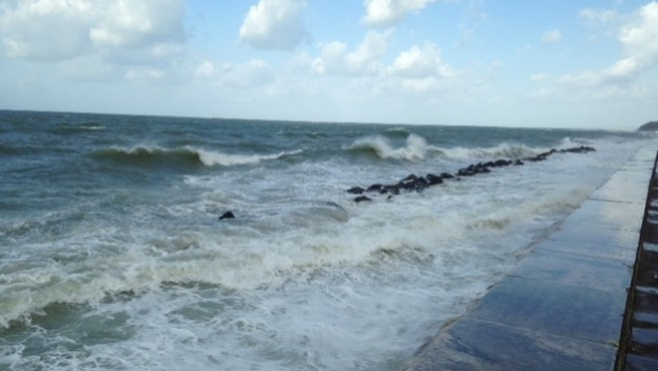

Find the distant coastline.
[{"left": 637, "top": 121, "right": 658, "bottom": 131}]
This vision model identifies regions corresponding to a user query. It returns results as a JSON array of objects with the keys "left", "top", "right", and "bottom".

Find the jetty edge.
[{"left": 402, "top": 145, "right": 658, "bottom": 371}]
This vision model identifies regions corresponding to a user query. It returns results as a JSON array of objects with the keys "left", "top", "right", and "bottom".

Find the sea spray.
[{"left": 0, "top": 110, "right": 653, "bottom": 371}]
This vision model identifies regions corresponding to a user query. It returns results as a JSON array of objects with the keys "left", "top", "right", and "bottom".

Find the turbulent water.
[{"left": 0, "top": 110, "right": 654, "bottom": 370}]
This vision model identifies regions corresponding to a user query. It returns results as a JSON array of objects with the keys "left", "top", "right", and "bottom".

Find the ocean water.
[{"left": 0, "top": 110, "right": 654, "bottom": 370}]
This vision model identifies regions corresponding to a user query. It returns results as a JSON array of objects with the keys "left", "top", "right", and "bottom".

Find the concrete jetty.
[{"left": 403, "top": 146, "right": 657, "bottom": 371}]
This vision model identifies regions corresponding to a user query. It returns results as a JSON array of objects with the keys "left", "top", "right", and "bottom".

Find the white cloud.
[
  {"left": 580, "top": 8, "right": 618, "bottom": 24},
  {"left": 615, "top": 2, "right": 658, "bottom": 76},
  {"left": 529, "top": 87, "right": 553, "bottom": 99},
  {"left": 312, "top": 31, "right": 389, "bottom": 75},
  {"left": 221, "top": 59, "right": 275, "bottom": 88},
  {"left": 530, "top": 73, "right": 547, "bottom": 82},
  {"left": 541, "top": 29, "right": 562, "bottom": 43},
  {"left": 195, "top": 59, "right": 275, "bottom": 88},
  {"left": 363, "top": 0, "right": 437, "bottom": 27},
  {"left": 0, "top": 0, "right": 94, "bottom": 60},
  {"left": 306, "top": 32, "right": 458, "bottom": 95},
  {"left": 239, "top": 0, "right": 308, "bottom": 50},
  {"left": 388, "top": 42, "right": 452, "bottom": 78},
  {"left": 0, "top": 0, "right": 187, "bottom": 63},
  {"left": 124, "top": 67, "right": 165, "bottom": 81},
  {"left": 58, "top": 55, "right": 119, "bottom": 82},
  {"left": 561, "top": 1, "right": 658, "bottom": 89},
  {"left": 90, "top": 0, "right": 186, "bottom": 50},
  {"left": 398, "top": 76, "right": 440, "bottom": 92},
  {"left": 558, "top": 71, "right": 602, "bottom": 87},
  {"left": 195, "top": 60, "right": 217, "bottom": 77}
]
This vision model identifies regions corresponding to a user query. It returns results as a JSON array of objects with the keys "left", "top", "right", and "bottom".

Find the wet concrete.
[
  {"left": 617, "top": 150, "right": 658, "bottom": 371},
  {"left": 403, "top": 146, "right": 657, "bottom": 371}
]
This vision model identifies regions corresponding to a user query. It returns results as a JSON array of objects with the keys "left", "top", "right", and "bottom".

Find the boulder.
[
  {"left": 219, "top": 211, "right": 235, "bottom": 220},
  {"left": 367, "top": 184, "right": 384, "bottom": 192},
  {"left": 347, "top": 186, "right": 365, "bottom": 194},
  {"left": 426, "top": 173, "right": 444, "bottom": 185}
]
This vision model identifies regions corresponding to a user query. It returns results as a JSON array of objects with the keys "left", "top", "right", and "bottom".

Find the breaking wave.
[
  {"left": 435, "top": 143, "right": 544, "bottom": 161},
  {"left": 92, "top": 145, "right": 302, "bottom": 168},
  {"left": 346, "top": 134, "right": 439, "bottom": 161},
  {"left": 346, "top": 134, "right": 552, "bottom": 162}
]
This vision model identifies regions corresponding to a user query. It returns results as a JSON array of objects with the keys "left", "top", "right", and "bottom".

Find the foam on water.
[
  {"left": 346, "top": 134, "right": 440, "bottom": 161},
  {"left": 0, "top": 116, "right": 654, "bottom": 370},
  {"left": 344, "top": 132, "right": 594, "bottom": 165}
]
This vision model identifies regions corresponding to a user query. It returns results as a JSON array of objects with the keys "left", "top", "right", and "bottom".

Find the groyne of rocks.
[{"left": 347, "top": 145, "right": 596, "bottom": 203}]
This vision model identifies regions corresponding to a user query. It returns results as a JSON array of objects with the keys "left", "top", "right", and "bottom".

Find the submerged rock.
[
  {"left": 347, "top": 186, "right": 365, "bottom": 194},
  {"left": 219, "top": 211, "right": 235, "bottom": 220},
  {"left": 367, "top": 184, "right": 384, "bottom": 193},
  {"left": 559, "top": 145, "right": 595, "bottom": 153},
  {"left": 426, "top": 173, "right": 444, "bottom": 185}
]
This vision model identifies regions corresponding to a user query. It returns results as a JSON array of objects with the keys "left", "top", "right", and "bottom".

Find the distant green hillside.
[{"left": 638, "top": 121, "right": 658, "bottom": 131}]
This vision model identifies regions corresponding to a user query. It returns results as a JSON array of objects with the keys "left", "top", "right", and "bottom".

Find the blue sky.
[{"left": 1, "top": 0, "right": 657, "bottom": 129}]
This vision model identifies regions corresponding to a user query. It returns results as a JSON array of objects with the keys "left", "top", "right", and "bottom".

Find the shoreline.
[{"left": 402, "top": 145, "right": 657, "bottom": 371}]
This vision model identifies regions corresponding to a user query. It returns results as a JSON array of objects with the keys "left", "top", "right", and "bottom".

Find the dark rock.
[
  {"left": 384, "top": 185, "right": 400, "bottom": 195},
  {"left": 525, "top": 154, "right": 548, "bottom": 162},
  {"left": 400, "top": 181, "right": 417, "bottom": 190},
  {"left": 494, "top": 159, "right": 512, "bottom": 167},
  {"left": 402, "top": 174, "right": 418, "bottom": 182},
  {"left": 458, "top": 168, "right": 476, "bottom": 177},
  {"left": 367, "top": 184, "right": 383, "bottom": 192},
  {"left": 426, "top": 173, "right": 444, "bottom": 185},
  {"left": 347, "top": 186, "right": 365, "bottom": 194},
  {"left": 345, "top": 145, "right": 596, "bottom": 202},
  {"left": 560, "top": 146, "right": 596, "bottom": 154},
  {"left": 219, "top": 211, "right": 235, "bottom": 220},
  {"left": 415, "top": 177, "right": 429, "bottom": 186},
  {"left": 411, "top": 177, "right": 429, "bottom": 192}
]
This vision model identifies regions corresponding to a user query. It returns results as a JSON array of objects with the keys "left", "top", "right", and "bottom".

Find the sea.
[{"left": 0, "top": 110, "right": 655, "bottom": 371}]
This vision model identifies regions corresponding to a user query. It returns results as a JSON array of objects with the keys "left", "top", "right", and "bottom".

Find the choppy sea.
[{"left": 0, "top": 110, "right": 654, "bottom": 370}]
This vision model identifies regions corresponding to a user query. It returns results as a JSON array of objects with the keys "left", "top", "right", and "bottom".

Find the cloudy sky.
[{"left": 1, "top": 0, "right": 657, "bottom": 129}]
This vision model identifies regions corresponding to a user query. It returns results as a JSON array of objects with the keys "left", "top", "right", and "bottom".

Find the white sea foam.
[
  {"left": 194, "top": 147, "right": 302, "bottom": 167},
  {"left": 434, "top": 142, "right": 546, "bottom": 161},
  {"left": 346, "top": 134, "right": 571, "bottom": 163},
  {"left": 1, "top": 129, "right": 653, "bottom": 371},
  {"left": 1, "top": 137, "right": 628, "bottom": 323},
  {"left": 347, "top": 134, "right": 440, "bottom": 161}
]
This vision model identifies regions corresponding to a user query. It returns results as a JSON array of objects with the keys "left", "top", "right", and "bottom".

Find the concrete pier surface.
[{"left": 403, "top": 146, "right": 658, "bottom": 371}]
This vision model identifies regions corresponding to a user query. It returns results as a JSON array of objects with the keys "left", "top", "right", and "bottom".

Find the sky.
[{"left": 1, "top": 0, "right": 658, "bottom": 130}]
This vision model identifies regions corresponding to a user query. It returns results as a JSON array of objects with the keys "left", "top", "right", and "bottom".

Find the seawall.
[{"left": 403, "top": 145, "right": 657, "bottom": 371}]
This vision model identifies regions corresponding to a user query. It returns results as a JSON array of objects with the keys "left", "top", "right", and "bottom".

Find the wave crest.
[
  {"left": 346, "top": 135, "right": 545, "bottom": 162},
  {"left": 347, "top": 134, "right": 437, "bottom": 161},
  {"left": 93, "top": 145, "right": 302, "bottom": 168},
  {"left": 437, "top": 143, "right": 541, "bottom": 161}
]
